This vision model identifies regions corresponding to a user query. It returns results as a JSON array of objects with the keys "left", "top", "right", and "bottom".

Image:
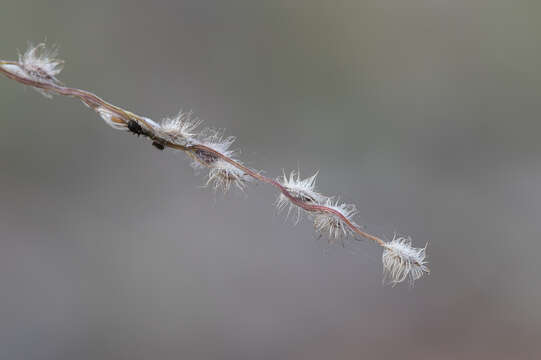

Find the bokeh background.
[{"left": 1, "top": 1, "right": 540, "bottom": 359}]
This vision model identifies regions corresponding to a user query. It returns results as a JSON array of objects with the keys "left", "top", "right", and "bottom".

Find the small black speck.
[
  {"left": 127, "top": 120, "right": 144, "bottom": 136},
  {"left": 152, "top": 141, "right": 165, "bottom": 150}
]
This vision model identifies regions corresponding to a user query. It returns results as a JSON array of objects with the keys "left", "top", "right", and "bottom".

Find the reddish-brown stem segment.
[
  {"left": 0, "top": 60, "right": 386, "bottom": 248},
  {"left": 188, "top": 144, "right": 385, "bottom": 246}
]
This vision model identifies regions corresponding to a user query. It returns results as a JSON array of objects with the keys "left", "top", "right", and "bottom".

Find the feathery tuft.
[
  {"left": 277, "top": 170, "right": 327, "bottom": 223},
  {"left": 159, "top": 110, "right": 201, "bottom": 145},
  {"left": 96, "top": 107, "right": 128, "bottom": 130},
  {"left": 312, "top": 199, "right": 358, "bottom": 242},
  {"left": 199, "top": 128, "right": 236, "bottom": 156},
  {"left": 206, "top": 159, "right": 251, "bottom": 192},
  {"left": 187, "top": 129, "right": 251, "bottom": 192},
  {"left": 190, "top": 128, "right": 236, "bottom": 169},
  {"left": 19, "top": 43, "right": 64, "bottom": 97},
  {"left": 382, "top": 236, "right": 429, "bottom": 286}
]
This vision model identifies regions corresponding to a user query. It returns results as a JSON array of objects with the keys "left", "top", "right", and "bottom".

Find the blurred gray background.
[{"left": 1, "top": 1, "right": 540, "bottom": 359}]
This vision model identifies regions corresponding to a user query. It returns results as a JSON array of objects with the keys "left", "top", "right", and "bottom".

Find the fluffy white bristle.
[
  {"left": 312, "top": 199, "right": 358, "bottom": 241},
  {"left": 19, "top": 43, "right": 63, "bottom": 98},
  {"left": 190, "top": 128, "right": 237, "bottom": 169},
  {"left": 382, "top": 236, "right": 429, "bottom": 286},
  {"left": 277, "top": 170, "right": 327, "bottom": 223},
  {"left": 206, "top": 159, "right": 251, "bottom": 192},
  {"left": 159, "top": 110, "right": 201, "bottom": 145},
  {"left": 96, "top": 107, "right": 127, "bottom": 130}
]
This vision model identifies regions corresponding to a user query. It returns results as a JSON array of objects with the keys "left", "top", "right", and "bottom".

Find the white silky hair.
[
  {"left": 159, "top": 110, "right": 201, "bottom": 145},
  {"left": 276, "top": 170, "right": 328, "bottom": 223},
  {"left": 206, "top": 159, "right": 251, "bottom": 192},
  {"left": 18, "top": 43, "right": 63, "bottom": 98},
  {"left": 312, "top": 199, "right": 358, "bottom": 241},
  {"left": 382, "top": 236, "right": 429, "bottom": 286}
]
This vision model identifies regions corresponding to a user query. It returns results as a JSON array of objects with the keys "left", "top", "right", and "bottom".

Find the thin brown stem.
[{"left": 1, "top": 59, "right": 386, "bottom": 248}]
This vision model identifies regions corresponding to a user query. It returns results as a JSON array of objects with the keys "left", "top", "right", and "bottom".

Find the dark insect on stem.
[
  {"left": 127, "top": 119, "right": 144, "bottom": 136},
  {"left": 127, "top": 118, "right": 163, "bottom": 150},
  {"left": 152, "top": 141, "right": 165, "bottom": 150}
]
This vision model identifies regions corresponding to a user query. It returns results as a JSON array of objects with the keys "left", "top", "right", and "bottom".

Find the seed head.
[
  {"left": 159, "top": 110, "right": 201, "bottom": 145},
  {"left": 312, "top": 199, "right": 358, "bottom": 242},
  {"left": 199, "top": 128, "right": 235, "bottom": 156},
  {"left": 191, "top": 128, "right": 236, "bottom": 169},
  {"left": 19, "top": 43, "right": 64, "bottom": 97},
  {"left": 206, "top": 159, "right": 251, "bottom": 192},
  {"left": 276, "top": 170, "right": 327, "bottom": 223},
  {"left": 185, "top": 128, "right": 251, "bottom": 192},
  {"left": 382, "top": 235, "right": 429, "bottom": 286},
  {"left": 97, "top": 107, "right": 128, "bottom": 130}
]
